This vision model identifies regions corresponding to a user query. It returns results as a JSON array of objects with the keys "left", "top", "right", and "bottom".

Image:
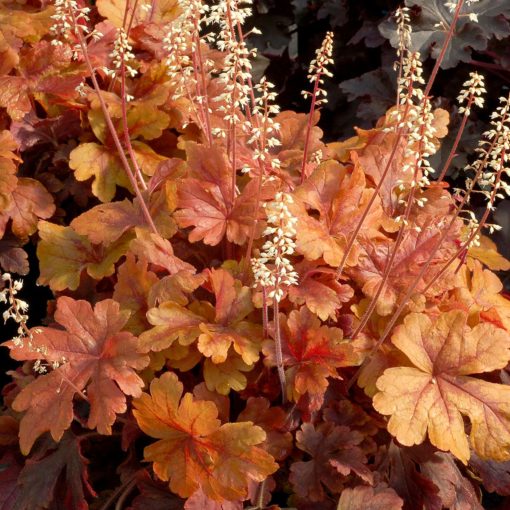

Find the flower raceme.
[
  {"left": 2, "top": 1, "right": 510, "bottom": 509},
  {"left": 252, "top": 192, "right": 299, "bottom": 302}
]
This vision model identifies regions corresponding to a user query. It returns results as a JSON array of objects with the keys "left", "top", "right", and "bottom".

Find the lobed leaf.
[
  {"left": 4, "top": 297, "right": 149, "bottom": 454},
  {"left": 133, "top": 372, "right": 278, "bottom": 501},
  {"left": 373, "top": 311, "right": 510, "bottom": 463}
]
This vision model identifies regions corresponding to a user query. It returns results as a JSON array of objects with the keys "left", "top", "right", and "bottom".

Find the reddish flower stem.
[
  {"left": 437, "top": 97, "right": 473, "bottom": 182},
  {"left": 71, "top": 12, "right": 158, "bottom": 234},
  {"left": 423, "top": 159, "right": 504, "bottom": 293},
  {"left": 300, "top": 77, "right": 321, "bottom": 184},
  {"left": 423, "top": 0, "right": 464, "bottom": 98},
  {"left": 191, "top": 21, "right": 214, "bottom": 146},
  {"left": 347, "top": 128, "right": 504, "bottom": 390},
  {"left": 120, "top": 62, "right": 148, "bottom": 190},
  {"left": 273, "top": 298, "right": 287, "bottom": 404}
]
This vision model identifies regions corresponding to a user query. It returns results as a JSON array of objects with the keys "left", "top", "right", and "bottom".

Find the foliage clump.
[{"left": 1, "top": 1, "right": 510, "bottom": 509}]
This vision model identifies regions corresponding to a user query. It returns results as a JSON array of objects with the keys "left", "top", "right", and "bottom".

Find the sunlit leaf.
[
  {"left": 373, "top": 310, "right": 510, "bottom": 463},
  {"left": 133, "top": 372, "right": 277, "bottom": 500},
  {"left": 4, "top": 297, "right": 149, "bottom": 454}
]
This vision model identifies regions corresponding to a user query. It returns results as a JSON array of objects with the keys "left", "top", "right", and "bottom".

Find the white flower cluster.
[
  {"left": 458, "top": 72, "right": 486, "bottom": 116},
  {"left": 50, "top": 0, "right": 94, "bottom": 60},
  {"left": 395, "top": 6, "right": 411, "bottom": 57},
  {"left": 209, "top": 0, "right": 258, "bottom": 137},
  {"left": 458, "top": 94, "right": 510, "bottom": 247},
  {"left": 478, "top": 95, "right": 510, "bottom": 198},
  {"left": 446, "top": 0, "right": 480, "bottom": 13},
  {"left": 163, "top": 0, "right": 211, "bottom": 102},
  {"left": 391, "top": 52, "right": 437, "bottom": 219},
  {"left": 302, "top": 31, "right": 334, "bottom": 106},
  {"left": 0, "top": 274, "right": 68, "bottom": 375},
  {"left": 243, "top": 77, "right": 282, "bottom": 174},
  {"left": 446, "top": 0, "right": 480, "bottom": 22},
  {"left": 107, "top": 28, "right": 137, "bottom": 81},
  {"left": 251, "top": 192, "right": 298, "bottom": 302}
]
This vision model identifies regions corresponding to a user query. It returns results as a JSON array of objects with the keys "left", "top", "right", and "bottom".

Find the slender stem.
[
  {"left": 273, "top": 299, "right": 286, "bottom": 404},
  {"left": 350, "top": 163, "right": 420, "bottom": 341},
  {"left": 224, "top": 3, "right": 241, "bottom": 206},
  {"left": 437, "top": 99, "right": 472, "bottom": 182},
  {"left": 335, "top": 125, "right": 406, "bottom": 279},
  {"left": 192, "top": 24, "right": 214, "bottom": 146},
  {"left": 115, "top": 478, "right": 137, "bottom": 510},
  {"left": 300, "top": 77, "right": 321, "bottom": 184},
  {"left": 423, "top": 160, "right": 504, "bottom": 293},
  {"left": 423, "top": 0, "right": 464, "bottom": 98},
  {"left": 257, "top": 479, "right": 267, "bottom": 510},
  {"left": 149, "top": 0, "right": 158, "bottom": 22},
  {"left": 347, "top": 130, "right": 502, "bottom": 390},
  {"left": 469, "top": 60, "right": 509, "bottom": 72},
  {"left": 262, "top": 287, "right": 269, "bottom": 338},
  {"left": 72, "top": 15, "right": 158, "bottom": 234},
  {"left": 120, "top": 61, "right": 148, "bottom": 190},
  {"left": 337, "top": 5, "right": 464, "bottom": 280},
  {"left": 99, "top": 474, "right": 137, "bottom": 510}
]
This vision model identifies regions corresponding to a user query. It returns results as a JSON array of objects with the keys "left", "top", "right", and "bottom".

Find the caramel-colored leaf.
[
  {"left": 97, "top": 0, "right": 180, "bottom": 27},
  {"left": 203, "top": 356, "right": 252, "bottom": 395},
  {"left": 237, "top": 397, "right": 293, "bottom": 461},
  {"left": 263, "top": 306, "right": 358, "bottom": 405},
  {"left": 113, "top": 253, "right": 158, "bottom": 334},
  {"left": 132, "top": 372, "right": 277, "bottom": 501},
  {"left": 130, "top": 227, "right": 195, "bottom": 275},
  {"left": 175, "top": 143, "right": 261, "bottom": 246},
  {"left": 71, "top": 199, "right": 138, "bottom": 245},
  {"left": 294, "top": 161, "right": 382, "bottom": 267},
  {"left": 4, "top": 297, "right": 149, "bottom": 454},
  {"left": 0, "top": 130, "right": 19, "bottom": 211},
  {"left": 0, "top": 177, "right": 55, "bottom": 239},
  {"left": 468, "top": 235, "right": 510, "bottom": 271},
  {"left": 37, "top": 221, "right": 130, "bottom": 291},
  {"left": 290, "top": 422, "right": 372, "bottom": 502},
  {"left": 288, "top": 272, "right": 353, "bottom": 321},
  {"left": 373, "top": 311, "right": 510, "bottom": 463},
  {"left": 69, "top": 143, "right": 131, "bottom": 203}
]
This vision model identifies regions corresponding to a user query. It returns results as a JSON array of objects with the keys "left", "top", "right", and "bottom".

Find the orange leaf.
[
  {"left": 263, "top": 306, "right": 359, "bottom": 406},
  {"left": 113, "top": 253, "right": 158, "bottom": 334},
  {"left": 0, "top": 177, "right": 55, "bottom": 239},
  {"left": 288, "top": 270, "right": 353, "bottom": 321},
  {"left": 203, "top": 356, "right": 253, "bottom": 395},
  {"left": 37, "top": 221, "right": 130, "bottom": 291},
  {"left": 373, "top": 311, "right": 510, "bottom": 463},
  {"left": 468, "top": 235, "right": 510, "bottom": 271},
  {"left": 142, "top": 269, "right": 262, "bottom": 371},
  {"left": 294, "top": 161, "right": 382, "bottom": 267},
  {"left": 140, "top": 301, "right": 204, "bottom": 352},
  {"left": 237, "top": 397, "right": 293, "bottom": 461},
  {"left": 130, "top": 227, "right": 195, "bottom": 274},
  {"left": 0, "top": 130, "right": 19, "bottom": 211},
  {"left": 197, "top": 269, "right": 261, "bottom": 365},
  {"left": 71, "top": 199, "right": 139, "bottom": 245},
  {"left": 4, "top": 297, "right": 149, "bottom": 454},
  {"left": 69, "top": 143, "right": 131, "bottom": 203},
  {"left": 353, "top": 130, "right": 411, "bottom": 214},
  {"left": 132, "top": 372, "right": 277, "bottom": 501},
  {"left": 174, "top": 143, "right": 261, "bottom": 246},
  {"left": 349, "top": 218, "right": 459, "bottom": 316}
]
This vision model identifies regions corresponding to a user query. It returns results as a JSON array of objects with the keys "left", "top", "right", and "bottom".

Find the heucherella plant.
[{"left": 2, "top": 0, "right": 510, "bottom": 508}]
